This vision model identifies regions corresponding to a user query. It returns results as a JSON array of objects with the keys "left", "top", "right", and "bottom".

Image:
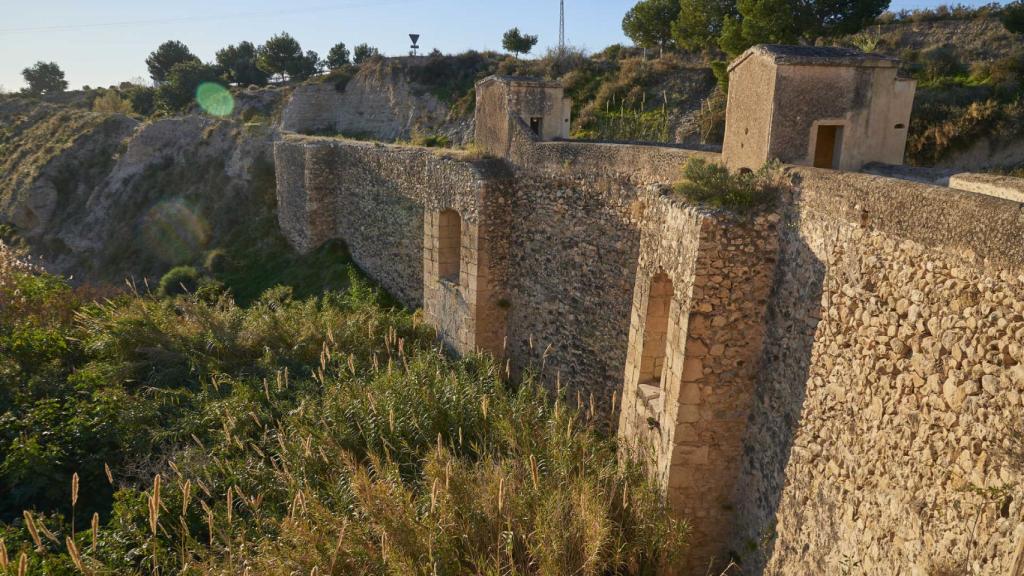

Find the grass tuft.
[{"left": 673, "top": 158, "right": 784, "bottom": 214}]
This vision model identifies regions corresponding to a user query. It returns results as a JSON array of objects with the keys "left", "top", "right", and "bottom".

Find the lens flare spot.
[
  {"left": 196, "top": 82, "right": 235, "bottom": 117},
  {"left": 142, "top": 200, "right": 210, "bottom": 265}
]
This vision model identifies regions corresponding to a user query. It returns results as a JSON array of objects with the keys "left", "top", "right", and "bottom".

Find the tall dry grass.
[{"left": 0, "top": 260, "right": 688, "bottom": 575}]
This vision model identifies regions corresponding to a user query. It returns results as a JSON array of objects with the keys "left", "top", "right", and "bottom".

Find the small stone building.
[
  {"left": 474, "top": 76, "right": 572, "bottom": 157},
  {"left": 723, "top": 45, "right": 916, "bottom": 172}
]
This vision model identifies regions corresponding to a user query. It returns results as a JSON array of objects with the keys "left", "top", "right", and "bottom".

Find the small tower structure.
[
  {"left": 474, "top": 76, "right": 572, "bottom": 158},
  {"left": 723, "top": 45, "right": 916, "bottom": 172}
]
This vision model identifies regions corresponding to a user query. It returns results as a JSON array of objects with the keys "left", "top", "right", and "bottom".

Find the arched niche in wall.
[
  {"left": 638, "top": 272, "right": 673, "bottom": 407},
  {"left": 438, "top": 209, "right": 462, "bottom": 284}
]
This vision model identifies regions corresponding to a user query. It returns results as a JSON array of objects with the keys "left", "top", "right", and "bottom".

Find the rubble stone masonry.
[
  {"left": 733, "top": 167, "right": 1024, "bottom": 575},
  {"left": 275, "top": 116, "right": 1024, "bottom": 574}
]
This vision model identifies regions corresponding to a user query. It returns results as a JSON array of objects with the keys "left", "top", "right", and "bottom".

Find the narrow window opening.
[
  {"left": 438, "top": 210, "right": 462, "bottom": 284},
  {"left": 813, "top": 124, "right": 844, "bottom": 169},
  {"left": 894, "top": 123, "right": 906, "bottom": 129},
  {"left": 529, "top": 117, "right": 543, "bottom": 136},
  {"left": 639, "top": 273, "right": 673, "bottom": 389}
]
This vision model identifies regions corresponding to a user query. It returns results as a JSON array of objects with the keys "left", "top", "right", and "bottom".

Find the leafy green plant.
[
  {"left": 157, "top": 265, "right": 200, "bottom": 296},
  {"left": 1004, "top": 0, "right": 1024, "bottom": 34},
  {"left": 673, "top": 158, "right": 784, "bottom": 213},
  {"left": 91, "top": 90, "right": 134, "bottom": 115},
  {"left": 0, "top": 240, "right": 688, "bottom": 574}
]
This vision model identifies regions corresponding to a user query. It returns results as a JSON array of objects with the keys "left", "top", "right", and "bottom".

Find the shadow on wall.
[{"left": 733, "top": 196, "right": 826, "bottom": 573}]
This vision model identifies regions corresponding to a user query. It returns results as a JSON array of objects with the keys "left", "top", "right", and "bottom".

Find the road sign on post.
[{"left": 409, "top": 34, "right": 420, "bottom": 56}]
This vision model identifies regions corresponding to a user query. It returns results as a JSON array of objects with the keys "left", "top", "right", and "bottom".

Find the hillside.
[
  {"left": 869, "top": 15, "right": 1019, "bottom": 63},
  {"left": 281, "top": 51, "right": 718, "bottom": 146},
  {"left": 0, "top": 90, "right": 285, "bottom": 285}
]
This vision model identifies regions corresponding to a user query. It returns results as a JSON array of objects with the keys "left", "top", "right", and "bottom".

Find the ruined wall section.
[
  {"left": 620, "top": 194, "right": 779, "bottom": 572},
  {"left": 280, "top": 83, "right": 344, "bottom": 135},
  {"left": 275, "top": 136, "right": 496, "bottom": 308},
  {"left": 501, "top": 117, "right": 724, "bottom": 416},
  {"left": 281, "top": 61, "right": 455, "bottom": 141},
  {"left": 734, "top": 168, "right": 1024, "bottom": 575}
]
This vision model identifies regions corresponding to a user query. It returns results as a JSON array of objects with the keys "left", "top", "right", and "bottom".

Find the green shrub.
[
  {"left": 0, "top": 255, "right": 688, "bottom": 574},
  {"left": 674, "top": 158, "right": 784, "bottom": 213},
  {"left": 710, "top": 60, "right": 729, "bottom": 91},
  {"left": 91, "top": 90, "right": 134, "bottom": 115},
  {"left": 918, "top": 45, "right": 967, "bottom": 84},
  {"left": 158, "top": 265, "right": 200, "bottom": 296},
  {"left": 155, "top": 61, "right": 223, "bottom": 113},
  {"left": 202, "top": 248, "right": 232, "bottom": 274},
  {"left": 410, "top": 130, "right": 451, "bottom": 148},
  {"left": 1001, "top": 0, "right": 1024, "bottom": 34},
  {"left": 121, "top": 84, "right": 156, "bottom": 116}
]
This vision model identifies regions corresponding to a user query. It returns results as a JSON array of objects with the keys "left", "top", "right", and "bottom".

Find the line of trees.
[
  {"left": 622, "top": 0, "right": 891, "bottom": 57},
  {"left": 139, "top": 33, "right": 381, "bottom": 112},
  {"left": 16, "top": 32, "right": 381, "bottom": 103},
  {"left": 146, "top": 33, "right": 380, "bottom": 88}
]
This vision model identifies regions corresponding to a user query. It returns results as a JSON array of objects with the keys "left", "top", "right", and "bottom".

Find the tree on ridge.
[
  {"left": 22, "top": 62, "right": 68, "bottom": 96},
  {"left": 622, "top": 0, "right": 680, "bottom": 56},
  {"left": 502, "top": 28, "right": 539, "bottom": 59},
  {"left": 327, "top": 42, "right": 351, "bottom": 69},
  {"left": 353, "top": 43, "right": 380, "bottom": 65},
  {"left": 217, "top": 41, "right": 269, "bottom": 86},
  {"left": 147, "top": 40, "right": 200, "bottom": 84}
]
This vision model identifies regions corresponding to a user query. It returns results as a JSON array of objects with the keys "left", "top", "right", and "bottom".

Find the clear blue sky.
[{"left": 0, "top": 0, "right": 1004, "bottom": 91}]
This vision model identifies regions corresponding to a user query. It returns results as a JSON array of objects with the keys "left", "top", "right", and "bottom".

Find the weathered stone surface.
[
  {"left": 281, "top": 59, "right": 469, "bottom": 143},
  {"left": 732, "top": 166, "right": 1024, "bottom": 575},
  {"left": 277, "top": 88, "right": 1024, "bottom": 576}
]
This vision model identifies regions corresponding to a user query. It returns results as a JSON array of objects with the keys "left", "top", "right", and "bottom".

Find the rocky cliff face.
[
  {"left": 281, "top": 59, "right": 473, "bottom": 144},
  {"left": 0, "top": 92, "right": 282, "bottom": 282}
]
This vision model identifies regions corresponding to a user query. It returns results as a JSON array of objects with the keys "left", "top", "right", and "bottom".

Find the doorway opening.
[
  {"left": 813, "top": 124, "right": 844, "bottom": 169},
  {"left": 529, "top": 117, "right": 543, "bottom": 136},
  {"left": 639, "top": 273, "right": 673, "bottom": 388}
]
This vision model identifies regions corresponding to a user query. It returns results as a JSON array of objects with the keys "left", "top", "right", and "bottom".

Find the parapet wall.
[
  {"left": 734, "top": 168, "right": 1024, "bottom": 574},
  {"left": 276, "top": 136, "right": 498, "bottom": 308},
  {"left": 275, "top": 122, "right": 1024, "bottom": 574}
]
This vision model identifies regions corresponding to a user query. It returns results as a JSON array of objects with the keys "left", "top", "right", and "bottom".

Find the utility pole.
[{"left": 559, "top": 0, "right": 565, "bottom": 54}]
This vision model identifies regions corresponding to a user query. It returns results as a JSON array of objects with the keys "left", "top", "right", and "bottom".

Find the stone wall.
[
  {"left": 275, "top": 136, "right": 498, "bottom": 309},
  {"left": 280, "top": 60, "right": 462, "bottom": 142},
  {"left": 500, "top": 118, "right": 722, "bottom": 417},
  {"left": 277, "top": 126, "right": 717, "bottom": 413},
  {"left": 619, "top": 195, "right": 779, "bottom": 573},
  {"left": 732, "top": 167, "right": 1024, "bottom": 575},
  {"left": 275, "top": 120, "right": 1024, "bottom": 575}
]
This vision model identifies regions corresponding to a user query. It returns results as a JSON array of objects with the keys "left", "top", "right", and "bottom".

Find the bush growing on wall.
[{"left": 674, "top": 158, "right": 784, "bottom": 213}]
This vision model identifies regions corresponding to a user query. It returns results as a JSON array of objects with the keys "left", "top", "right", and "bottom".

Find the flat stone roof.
[
  {"left": 729, "top": 44, "right": 900, "bottom": 72},
  {"left": 476, "top": 75, "right": 563, "bottom": 89}
]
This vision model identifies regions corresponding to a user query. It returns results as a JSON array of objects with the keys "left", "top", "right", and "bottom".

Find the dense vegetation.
[
  {"left": 674, "top": 158, "right": 784, "bottom": 213},
  {"left": 0, "top": 233, "right": 686, "bottom": 574},
  {"left": 624, "top": 0, "right": 889, "bottom": 57},
  {"left": 901, "top": 45, "right": 1024, "bottom": 166}
]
